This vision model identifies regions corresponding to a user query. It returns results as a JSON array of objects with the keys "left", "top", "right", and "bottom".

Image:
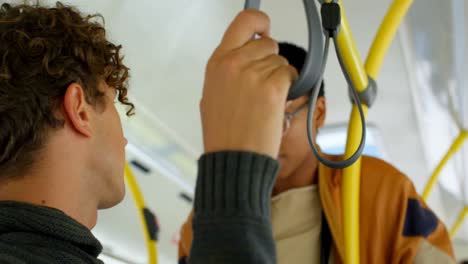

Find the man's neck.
[
  {"left": 0, "top": 148, "right": 98, "bottom": 229},
  {"left": 273, "top": 152, "right": 319, "bottom": 195}
]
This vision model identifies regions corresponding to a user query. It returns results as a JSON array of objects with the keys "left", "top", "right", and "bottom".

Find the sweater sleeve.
[{"left": 189, "top": 151, "right": 279, "bottom": 264}]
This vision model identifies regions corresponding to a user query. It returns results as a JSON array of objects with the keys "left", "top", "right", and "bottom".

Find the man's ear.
[
  {"left": 62, "top": 83, "right": 93, "bottom": 137},
  {"left": 314, "top": 96, "right": 326, "bottom": 130}
]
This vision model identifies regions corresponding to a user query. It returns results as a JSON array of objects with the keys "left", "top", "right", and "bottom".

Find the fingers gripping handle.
[{"left": 243, "top": 0, "right": 324, "bottom": 100}]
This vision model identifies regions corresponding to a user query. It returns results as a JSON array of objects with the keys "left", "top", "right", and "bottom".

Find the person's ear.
[
  {"left": 62, "top": 83, "right": 93, "bottom": 137},
  {"left": 313, "top": 96, "right": 326, "bottom": 130}
]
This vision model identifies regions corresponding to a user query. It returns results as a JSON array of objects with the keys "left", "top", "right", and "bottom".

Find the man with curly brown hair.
[
  {"left": 0, "top": 2, "right": 135, "bottom": 263},
  {"left": 0, "top": 1, "right": 299, "bottom": 263}
]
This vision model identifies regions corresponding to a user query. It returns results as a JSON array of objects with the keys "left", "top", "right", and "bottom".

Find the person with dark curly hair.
[
  {"left": 0, "top": 2, "right": 134, "bottom": 262},
  {"left": 0, "top": 1, "right": 299, "bottom": 264}
]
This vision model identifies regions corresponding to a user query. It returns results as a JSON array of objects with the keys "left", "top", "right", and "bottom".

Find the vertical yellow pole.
[
  {"left": 335, "top": 0, "right": 415, "bottom": 263},
  {"left": 342, "top": 106, "right": 367, "bottom": 264},
  {"left": 125, "top": 163, "right": 158, "bottom": 264},
  {"left": 334, "top": 1, "right": 369, "bottom": 263}
]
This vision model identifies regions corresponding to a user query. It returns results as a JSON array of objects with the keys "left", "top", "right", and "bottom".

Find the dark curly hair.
[{"left": 0, "top": 2, "right": 134, "bottom": 179}]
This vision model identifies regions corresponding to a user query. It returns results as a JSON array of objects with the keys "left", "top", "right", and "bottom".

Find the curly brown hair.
[{"left": 0, "top": 2, "right": 134, "bottom": 179}]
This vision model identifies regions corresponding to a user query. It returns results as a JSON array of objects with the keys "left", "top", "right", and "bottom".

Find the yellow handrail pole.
[
  {"left": 365, "top": 0, "right": 414, "bottom": 79},
  {"left": 333, "top": 1, "right": 370, "bottom": 264},
  {"left": 342, "top": 106, "right": 368, "bottom": 264},
  {"left": 125, "top": 163, "right": 158, "bottom": 264},
  {"left": 422, "top": 131, "right": 468, "bottom": 201},
  {"left": 336, "top": 0, "right": 416, "bottom": 262},
  {"left": 336, "top": 0, "right": 369, "bottom": 93},
  {"left": 450, "top": 207, "right": 468, "bottom": 238}
]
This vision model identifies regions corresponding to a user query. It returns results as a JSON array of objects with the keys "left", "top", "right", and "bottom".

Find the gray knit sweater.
[
  {"left": 0, "top": 201, "right": 103, "bottom": 263},
  {"left": 0, "top": 151, "right": 279, "bottom": 263}
]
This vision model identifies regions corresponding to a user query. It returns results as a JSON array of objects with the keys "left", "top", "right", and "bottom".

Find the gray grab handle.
[
  {"left": 244, "top": 0, "right": 260, "bottom": 9},
  {"left": 244, "top": 0, "right": 324, "bottom": 100}
]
